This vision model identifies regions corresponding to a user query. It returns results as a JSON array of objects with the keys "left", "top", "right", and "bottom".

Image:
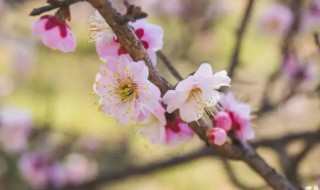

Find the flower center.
[
  {"left": 115, "top": 78, "right": 139, "bottom": 103},
  {"left": 186, "top": 88, "right": 202, "bottom": 103}
]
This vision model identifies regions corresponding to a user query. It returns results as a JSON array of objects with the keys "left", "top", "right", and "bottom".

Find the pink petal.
[
  {"left": 213, "top": 111, "right": 232, "bottom": 132},
  {"left": 207, "top": 128, "right": 227, "bottom": 146}
]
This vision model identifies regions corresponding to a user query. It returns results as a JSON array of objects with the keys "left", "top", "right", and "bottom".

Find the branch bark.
[
  {"left": 228, "top": 0, "right": 255, "bottom": 79},
  {"left": 29, "top": 0, "right": 84, "bottom": 16}
]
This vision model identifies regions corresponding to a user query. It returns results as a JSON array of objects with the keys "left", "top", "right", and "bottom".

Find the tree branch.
[
  {"left": 228, "top": 0, "right": 255, "bottom": 79},
  {"left": 29, "top": 0, "right": 83, "bottom": 16},
  {"left": 157, "top": 51, "right": 183, "bottom": 81}
]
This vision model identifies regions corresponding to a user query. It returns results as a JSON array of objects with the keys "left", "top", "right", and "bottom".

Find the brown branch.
[
  {"left": 157, "top": 51, "right": 183, "bottom": 81},
  {"left": 228, "top": 0, "right": 255, "bottom": 79},
  {"left": 29, "top": 0, "right": 83, "bottom": 16},
  {"left": 83, "top": 0, "right": 300, "bottom": 189},
  {"left": 221, "top": 159, "right": 268, "bottom": 190},
  {"left": 259, "top": 0, "right": 303, "bottom": 113},
  {"left": 45, "top": 129, "right": 320, "bottom": 190}
]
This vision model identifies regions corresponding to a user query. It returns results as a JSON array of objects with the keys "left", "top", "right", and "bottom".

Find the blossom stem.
[
  {"left": 29, "top": 0, "right": 84, "bottom": 16},
  {"left": 228, "top": 0, "right": 255, "bottom": 79},
  {"left": 156, "top": 51, "right": 183, "bottom": 81}
]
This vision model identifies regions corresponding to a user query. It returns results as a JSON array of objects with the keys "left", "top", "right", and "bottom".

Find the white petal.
[
  {"left": 179, "top": 100, "right": 203, "bottom": 122},
  {"left": 211, "top": 70, "right": 231, "bottom": 89},
  {"left": 194, "top": 63, "right": 213, "bottom": 80}
]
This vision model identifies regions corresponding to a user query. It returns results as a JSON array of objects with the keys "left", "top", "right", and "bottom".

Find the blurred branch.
[
  {"left": 259, "top": 0, "right": 303, "bottom": 115},
  {"left": 30, "top": 0, "right": 83, "bottom": 16},
  {"left": 118, "top": 4, "right": 147, "bottom": 25},
  {"left": 157, "top": 51, "right": 183, "bottom": 81},
  {"left": 46, "top": 128, "right": 320, "bottom": 190},
  {"left": 54, "top": 148, "right": 214, "bottom": 190},
  {"left": 314, "top": 32, "right": 320, "bottom": 52},
  {"left": 221, "top": 159, "right": 268, "bottom": 190},
  {"left": 228, "top": 0, "right": 255, "bottom": 79}
]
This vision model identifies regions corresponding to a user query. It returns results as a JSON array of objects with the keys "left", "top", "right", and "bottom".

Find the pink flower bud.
[
  {"left": 32, "top": 15, "right": 76, "bottom": 53},
  {"left": 207, "top": 128, "right": 227, "bottom": 146},
  {"left": 213, "top": 111, "right": 232, "bottom": 132}
]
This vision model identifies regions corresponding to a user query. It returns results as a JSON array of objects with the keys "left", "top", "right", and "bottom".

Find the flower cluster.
[
  {"left": 31, "top": 7, "right": 253, "bottom": 147},
  {"left": 208, "top": 93, "right": 254, "bottom": 145}
]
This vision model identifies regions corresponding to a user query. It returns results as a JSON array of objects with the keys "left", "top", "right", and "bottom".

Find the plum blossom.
[
  {"left": 0, "top": 107, "right": 33, "bottom": 154},
  {"left": 165, "top": 116, "right": 194, "bottom": 145},
  {"left": 301, "top": 0, "right": 320, "bottom": 32},
  {"left": 213, "top": 111, "right": 232, "bottom": 132},
  {"left": 90, "top": 11, "right": 163, "bottom": 65},
  {"left": 63, "top": 153, "right": 97, "bottom": 184},
  {"left": 19, "top": 152, "right": 51, "bottom": 188},
  {"left": 93, "top": 55, "right": 161, "bottom": 125},
  {"left": 138, "top": 103, "right": 166, "bottom": 144},
  {"left": 163, "top": 63, "right": 231, "bottom": 122},
  {"left": 258, "top": 3, "right": 293, "bottom": 37},
  {"left": 218, "top": 93, "right": 254, "bottom": 143},
  {"left": 207, "top": 128, "right": 227, "bottom": 146},
  {"left": 32, "top": 15, "right": 76, "bottom": 53},
  {"left": 282, "top": 53, "right": 319, "bottom": 89}
]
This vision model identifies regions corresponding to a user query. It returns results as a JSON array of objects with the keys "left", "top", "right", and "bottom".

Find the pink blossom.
[
  {"left": 213, "top": 111, "right": 232, "bottom": 132},
  {"left": 301, "top": 0, "right": 320, "bottom": 31},
  {"left": 48, "top": 164, "right": 67, "bottom": 188},
  {"left": 163, "top": 63, "right": 231, "bottom": 122},
  {"left": 0, "top": 107, "right": 32, "bottom": 154},
  {"left": 165, "top": 117, "right": 194, "bottom": 145},
  {"left": 258, "top": 4, "right": 293, "bottom": 37},
  {"left": 90, "top": 11, "right": 163, "bottom": 65},
  {"left": 93, "top": 55, "right": 161, "bottom": 125},
  {"left": 19, "top": 152, "right": 51, "bottom": 188},
  {"left": 63, "top": 153, "right": 97, "bottom": 184},
  {"left": 282, "top": 54, "right": 319, "bottom": 88},
  {"left": 207, "top": 128, "right": 227, "bottom": 146},
  {"left": 32, "top": 15, "right": 76, "bottom": 53},
  {"left": 138, "top": 103, "right": 166, "bottom": 144},
  {"left": 220, "top": 93, "right": 254, "bottom": 142}
]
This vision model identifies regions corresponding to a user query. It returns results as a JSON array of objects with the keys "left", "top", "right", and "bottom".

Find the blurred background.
[{"left": 0, "top": 0, "right": 320, "bottom": 189}]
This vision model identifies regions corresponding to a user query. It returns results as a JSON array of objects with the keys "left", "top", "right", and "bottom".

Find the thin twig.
[
  {"left": 157, "top": 51, "right": 183, "bottom": 81},
  {"left": 29, "top": 0, "right": 83, "bottom": 16},
  {"left": 228, "top": 0, "right": 255, "bottom": 79}
]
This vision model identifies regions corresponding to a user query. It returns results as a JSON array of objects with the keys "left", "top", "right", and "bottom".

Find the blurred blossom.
[
  {"left": 32, "top": 15, "right": 76, "bottom": 53},
  {"left": 258, "top": 3, "right": 293, "bottom": 37},
  {"left": 19, "top": 152, "right": 51, "bottom": 188},
  {"left": 282, "top": 54, "right": 319, "bottom": 89},
  {"left": 78, "top": 135, "right": 103, "bottom": 152},
  {"left": 218, "top": 93, "right": 254, "bottom": 143},
  {"left": 165, "top": 117, "right": 194, "bottom": 146},
  {"left": 11, "top": 42, "right": 36, "bottom": 79},
  {"left": 63, "top": 153, "right": 97, "bottom": 184},
  {"left": 0, "top": 107, "right": 32, "bottom": 154},
  {"left": 153, "top": 0, "right": 182, "bottom": 16},
  {"left": 0, "top": 76, "right": 14, "bottom": 98},
  {"left": 48, "top": 164, "right": 67, "bottom": 188},
  {"left": 301, "top": 0, "right": 320, "bottom": 32}
]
